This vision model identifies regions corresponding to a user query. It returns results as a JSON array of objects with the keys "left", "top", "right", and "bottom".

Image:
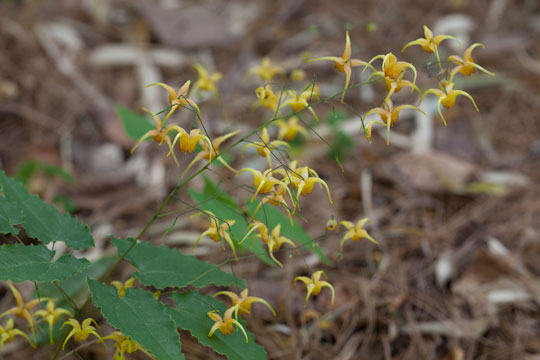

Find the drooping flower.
[
  {"left": 33, "top": 299, "right": 72, "bottom": 344},
  {"left": 61, "top": 318, "right": 107, "bottom": 350},
  {"left": 237, "top": 167, "right": 292, "bottom": 203},
  {"left": 248, "top": 57, "right": 285, "bottom": 82},
  {"left": 294, "top": 271, "right": 335, "bottom": 307},
  {"left": 290, "top": 68, "right": 306, "bottom": 82},
  {"left": 423, "top": 80, "right": 479, "bottom": 126},
  {"left": 214, "top": 289, "right": 276, "bottom": 317},
  {"left": 249, "top": 184, "right": 295, "bottom": 225},
  {"left": 0, "top": 282, "right": 48, "bottom": 338},
  {"left": 338, "top": 218, "right": 377, "bottom": 253},
  {"left": 402, "top": 25, "right": 460, "bottom": 68},
  {"left": 275, "top": 163, "right": 332, "bottom": 206},
  {"left": 266, "top": 224, "right": 298, "bottom": 267},
  {"left": 0, "top": 318, "right": 34, "bottom": 350},
  {"left": 146, "top": 80, "right": 201, "bottom": 119},
  {"left": 363, "top": 99, "right": 424, "bottom": 144},
  {"left": 274, "top": 116, "right": 310, "bottom": 141},
  {"left": 207, "top": 307, "right": 248, "bottom": 343},
  {"left": 169, "top": 128, "right": 213, "bottom": 155},
  {"left": 103, "top": 331, "right": 153, "bottom": 360},
  {"left": 254, "top": 85, "right": 281, "bottom": 112},
  {"left": 326, "top": 215, "right": 337, "bottom": 231},
  {"left": 241, "top": 128, "right": 290, "bottom": 169},
  {"left": 194, "top": 211, "right": 238, "bottom": 261},
  {"left": 448, "top": 43, "right": 495, "bottom": 81},
  {"left": 309, "top": 31, "right": 372, "bottom": 103},
  {"left": 280, "top": 85, "right": 320, "bottom": 121},
  {"left": 192, "top": 63, "right": 222, "bottom": 97}
]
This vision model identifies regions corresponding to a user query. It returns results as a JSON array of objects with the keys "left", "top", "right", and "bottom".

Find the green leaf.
[
  {"left": 112, "top": 237, "right": 245, "bottom": 290},
  {"left": 0, "top": 170, "right": 94, "bottom": 249},
  {"left": 0, "top": 244, "right": 90, "bottom": 282},
  {"left": 15, "top": 160, "right": 75, "bottom": 185},
  {"left": 88, "top": 279, "right": 184, "bottom": 360},
  {"left": 189, "top": 177, "right": 273, "bottom": 265},
  {"left": 0, "top": 197, "right": 23, "bottom": 235},
  {"left": 116, "top": 105, "right": 155, "bottom": 140},
  {"left": 169, "top": 291, "right": 267, "bottom": 360},
  {"left": 247, "top": 200, "right": 331, "bottom": 265}
]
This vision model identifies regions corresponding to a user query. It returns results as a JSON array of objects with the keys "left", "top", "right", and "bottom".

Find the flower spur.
[
  {"left": 309, "top": 30, "right": 373, "bottom": 103},
  {"left": 33, "top": 299, "right": 72, "bottom": 344},
  {"left": 294, "top": 270, "right": 335, "bottom": 307},
  {"left": 274, "top": 116, "right": 310, "bottom": 141},
  {"left": 241, "top": 127, "right": 290, "bottom": 169},
  {"left": 194, "top": 211, "right": 238, "bottom": 261},
  {"left": 146, "top": 80, "right": 201, "bottom": 120},
  {"left": 338, "top": 218, "right": 377, "bottom": 253},
  {"left": 448, "top": 43, "right": 495, "bottom": 82},
  {"left": 402, "top": 25, "right": 461, "bottom": 69},
  {"left": 0, "top": 318, "right": 34, "bottom": 350},
  {"left": 248, "top": 57, "right": 285, "bottom": 82},
  {"left": 192, "top": 63, "right": 222, "bottom": 99},
  {"left": 61, "top": 318, "right": 107, "bottom": 350}
]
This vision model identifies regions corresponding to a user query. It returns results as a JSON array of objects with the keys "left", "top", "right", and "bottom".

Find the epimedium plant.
[{"left": 0, "top": 25, "right": 493, "bottom": 359}]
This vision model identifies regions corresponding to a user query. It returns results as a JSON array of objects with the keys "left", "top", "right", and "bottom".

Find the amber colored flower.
[
  {"left": 181, "top": 130, "right": 240, "bottom": 179},
  {"left": 237, "top": 167, "right": 292, "bottom": 203},
  {"left": 338, "top": 218, "right": 377, "bottom": 253},
  {"left": 290, "top": 68, "right": 306, "bottom": 82},
  {"left": 248, "top": 57, "right": 285, "bottom": 82},
  {"left": 207, "top": 307, "right": 248, "bottom": 343},
  {"left": 402, "top": 25, "right": 460, "bottom": 67},
  {"left": 280, "top": 85, "right": 320, "bottom": 121},
  {"left": 103, "top": 331, "right": 153, "bottom": 360},
  {"left": 274, "top": 116, "right": 310, "bottom": 141},
  {"left": 266, "top": 224, "right": 298, "bottom": 267},
  {"left": 146, "top": 80, "right": 201, "bottom": 119},
  {"left": 194, "top": 211, "right": 238, "bottom": 261},
  {"left": 326, "top": 215, "right": 337, "bottom": 231},
  {"left": 33, "top": 300, "right": 72, "bottom": 344},
  {"left": 0, "top": 318, "right": 34, "bottom": 350},
  {"left": 423, "top": 80, "right": 479, "bottom": 126},
  {"left": 130, "top": 107, "right": 182, "bottom": 166},
  {"left": 241, "top": 127, "right": 290, "bottom": 169},
  {"left": 249, "top": 184, "right": 295, "bottom": 225},
  {"left": 214, "top": 289, "right": 276, "bottom": 317},
  {"left": 110, "top": 278, "right": 135, "bottom": 298},
  {"left": 254, "top": 85, "right": 281, "bottom": 112},
  {"left": 363, "top": 99, "right": 424, "bottom": 144},
  {"left": 0, "top": 282, "right": 48, "bottom": 338},
  {"left": 448, "top": 43, "right": 495, "bottom": 81},
  {"left": 61, "top": 318, "right": 107, "bottom": 350},
  {"left": 169, "top": 128, "right": 213, "bottom": 155},
  {"left": 193, "top": 63, "right": 222, "bottom": 96},
  {"left": 309, "top": 31, "right": 372, "bottom": 103},
  {"left": 294, "top": 271, "right": 335, "bottom": 307},
  {"left": 276, "top": 163, "right": 332, "bottom": 206}
]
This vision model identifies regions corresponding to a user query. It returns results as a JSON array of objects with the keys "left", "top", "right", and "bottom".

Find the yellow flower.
[
  {"left": 0, "top": 282, "right": 48, "bottom": 338},
  {"left": 0, "top": 318, "right": 34, "bottom": 350},
  {"left": 110, "top": 278, "right": 136, "bottom": 298},
  {"left": 363, "top": 99, "right": 424, "bottom": 144},
  {"left": 181, "top": 130, "right": 240, "bottom": 179},
  {"left": 33, "top": 300, "right": 72, "bottom": 344},
  {"left": 241, "top": 127, "right": 290, "bottom": 168},
  {"left": 276, "top": 163, "right": 332, "bottom": 206},
  {"left": 338, "top": 218, "right": 377, "bottom": 253},
  {"left": 193, "top": 63, "right": 222, "bottom": 95},
  {"left": 254, "top": 85, "right": 281, "bottom": 112},
  {"left": 194, "top": 211, "right": 238, "bottom": 261},
  {"left": 280, "top": 85, "right": 320, "bottom": 121},
  {"left": 61, "top": 318, "right": 107, "bottom": 350},
  {"left": 207, "top": 307, "right": 248, "bottom": 343},
  {"left": 103, "top": 331, "right": 153, "bottom": 360},
  {"left": 169, "top": 128, "right": 213, "bottom": 155},
  {"left": 448, "top": 43, "right": 495, "bottom": 81},
  {"left": 294, "top": 271, "right": 335, "bottom": 307},
  {"left": 237, "top": 167, "right": 292, "bottom": 203},
  {"left": 423, "top": 80, "right": 479, "bottom": 126},
  {"left": 365, "top": 53, "right": 420, "bottom": 104},
  {"left": 214, "top": 289, "right": 276, "bottom": 317},
  {"left": 309, "top": 31, "right": 372, "bottom": 103},
  {"left": 290, "top": 68, "right": 306, "bottom": 82},
  {"left": 274, "top": 116, "right": 310, "bottom": 141},
  {"left": 146, "top": 80, "right": 200, "bottom": 119},
  {"left": 402, "top": 25, "right": 460, "bottom": 67},
  {"left": 326, "top": 215, "right": 336, "bottom": 231},
  {"left": 248, "top": 57, "right": 285, "bottom": 82},
  {"left": 130, "top": 108, "right": 182, "bottom": 166},
  {"left": 249, "top": 184, "right": 295, "bottom": 225},
  {"left": 266, "top": 224, "right": 298, "bottom": 267}
]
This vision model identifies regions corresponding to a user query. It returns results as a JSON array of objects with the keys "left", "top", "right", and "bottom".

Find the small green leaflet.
[
  {"left": 169, "top": 291, "right": 267, "bottom": 360},
  {"left": 0, "top": 170, "right": 94, "bottom": 250},
  {"left": 115, "top": 105, "right": 154, "bottom": 140},
  {"left": 0, "top": 197, "right": 23, "bottom": 235},
  {"left": 87, "top": 279, "right": 184, "bottom": 360},
  {"left": 112, "top": 237, "right": 245, "bottom": 289},
  {"left": 0, "top": 244, "right": 90, "bottom": 282}
]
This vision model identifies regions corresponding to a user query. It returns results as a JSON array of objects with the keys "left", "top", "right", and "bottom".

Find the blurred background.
[{"left": 1, "top": 0, "right": 540, "bottom": 359}]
